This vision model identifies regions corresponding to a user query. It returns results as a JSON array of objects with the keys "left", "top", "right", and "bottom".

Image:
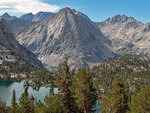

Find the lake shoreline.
[{"left": 0, "top": 80, "right": 58, "bottom": 106}]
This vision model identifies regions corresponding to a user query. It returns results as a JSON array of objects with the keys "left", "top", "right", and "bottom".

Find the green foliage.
[
  {"left": 37, "top": 94, "right": 63, "bottom": 113},
  {"left": 91, "top": 56, "right": 150, "bottom": 96},
  {"left": 74, "top": 68, "right": 97, "bottom": 113},
  {"left": 55, "top": 56, "right": 77, "bottom": 113},
  {"left": 34, "top": 100, "right": 47, "bottom": 113},
  {"left": 130, "top": 86, "right": 150, "bottom": 113},
  {"left": 19, "top": 87, "right": 30, "bottom": 113},
  {"left": 2, "top": 56, "right": 150, "bottom": 113},
  {"left": 101, "top": 77, "right": 129, "bottom": 113},
  {"left": 0, "top": 60, "right": 54, "bottom": 87}
]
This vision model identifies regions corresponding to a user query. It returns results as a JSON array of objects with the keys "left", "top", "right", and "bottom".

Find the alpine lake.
[
  {"left": 0, "top": 80, "right": 59, "bottom": 106},
  {"left": 0, "top": 80, "right": 100, "bottom": 113}
]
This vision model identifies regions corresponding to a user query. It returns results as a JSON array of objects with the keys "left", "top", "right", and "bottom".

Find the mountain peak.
[
  {"left": 27, "top": 13, "right": 34, "bottom": 16},
  {"left": 21, "top": 11, "right": 54, "bottom": 22},
  {"left": 97, "top": 14, "right": 141, "bottom": 28},
  {"left": 109, "top": 14, "right": 134, "bottom": 24},
  {"left": 17, "top": 8, "right": 116, "bottom": 71},
  {"left": 114, "top": 14, "right": 137, "bottom": 22},
  {"left": 1, "top": 12, "right": 12, "bottom": 20},
  {"left": 57, "top": 7, "right": 74, "bottom": 16},
  {"left": 21, "top": 12, "right": 34, "bottom": 17},
  {"left": 3, "top": 12, "right": 11, "bottom": 17},
  {"left": 60, "top": 7, "right": 72, "bottom": 12}
]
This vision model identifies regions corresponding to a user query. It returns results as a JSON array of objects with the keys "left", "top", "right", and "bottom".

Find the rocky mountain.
[
  {"left": 0, "top": 19, "right": 42, "bottom": 67},
  {"left": 20, "top": 11, "right": 54, "bottom": 22},
  {"left": 0, "top": 13, "right": 34, "bottom": 34},
  {"left": 16, "top": 7, "right": 116, "bottom": 71},
  {"left": 20, "top": 13, "right": 34, "bottom": 22},
  {"left": 0, "top": 13, "right": 17, "bottom": 20},
  {"left": 0, "top": 12, "right": 54, "bottom": 34},
  {"left": 96, "top": 14, "right": 150, "bottom": 57}
]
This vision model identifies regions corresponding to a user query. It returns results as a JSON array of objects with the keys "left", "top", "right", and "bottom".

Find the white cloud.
[
  {"left": 0, "top": 0, "right": 60, "bottom": 14},
  {"left": 0, "top": 5, "right": 10, "bottom": 9}
]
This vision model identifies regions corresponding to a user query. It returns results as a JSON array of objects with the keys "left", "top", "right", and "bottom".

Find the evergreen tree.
[
  {"left": 34, "top": 100, "right": 46, "bottom": 113},
  {"left": 11, "top": 89, "right": 16, "bottom": 113},
  {"left": 55, "top": 56, "right": 76, "bottom": 113},
  {"left": 101, "top": 77, "right": 129, "bottom": 113},
  {"left": 42, "top": 94, "right": 63, "bottom": 113},
  {"left": 74, "top": 68, "right": 97, "bottom": 113},
  {"left": 30, "top": 95, "right": 34, "bottom": 113},
  {"left": 19, "top": 87, "right": 30, "bottom": 113},
  {"left": 130, "top": 86, "right": 150, "bottom": 113}
]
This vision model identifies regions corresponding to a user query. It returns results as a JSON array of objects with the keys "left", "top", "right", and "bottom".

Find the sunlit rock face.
[{"left": 17, "top": 8, "right": 116, "bottom": 71}]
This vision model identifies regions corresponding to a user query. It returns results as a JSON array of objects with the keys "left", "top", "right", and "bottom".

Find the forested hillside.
[
  {"left": 1, "top": 56, "right": 150, "bottom": 113},
  {"left": 91, "top": 56, "right": 150, "bottom": 96},
  {"left": 0, "top": 60, "right": 53, "bottom": 83}
]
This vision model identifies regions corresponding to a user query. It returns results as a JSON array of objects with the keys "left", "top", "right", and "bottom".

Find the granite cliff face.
[
  {"left": 17, "top": 8, "right": 116, "bottom": 71},
  {"left": 96, "top": 15, "right": 150, "bottom": 57},
  {"left": 0, "top": 19, "right": 42, "bottom": 66}
]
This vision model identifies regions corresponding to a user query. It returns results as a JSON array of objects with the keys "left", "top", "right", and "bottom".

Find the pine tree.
[
  {"left": 11, "top": 89, "right": 16, "bottom": 113},
  {"left": 55, "top": 56, "right": 76, "bottom": 113},
  {"left": 74, "top": 68, "right": 97, "bottom": 113},
  {"left": 30, "top": 95, "right": 34, "bottom": 113},
  {"left": 101, "top": 77, "right": 129, "bottom": 113},
  {"left": 43, "top": 94, "right": 63, "bottom": 113},
  {"left": 19, "top": 87, "right": 30, "bottom": 113},
  {"left": 130, "top": 86, "right": 150, "bottom": 113}
]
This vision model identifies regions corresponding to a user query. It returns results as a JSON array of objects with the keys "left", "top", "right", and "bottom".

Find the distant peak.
[
  {"left": 2, "top": 12, "right": 11, "bottom": 17},
  {"left": 20, "top": 13, "right": 34, "bottom": 19},
  {"left": 114, "top": 14, "right": 121, "bottom": 17},
  {"left": 104, "top": 14, "right": 138, "bottom": 25},
  {"left": 21, "top": 13, "right": 34, "bottom": 16},
  {"left": 35, "top": 11, "right": 46, "bottom": 15},
  {"left": 113, "top": 14, "right": 137, "bottom": 21},
  {"left": 112, "top": 14, "right": 128, "bottom": 19},
  {"left": 3, "top": 12, "right": 9, "bottom": 15}
]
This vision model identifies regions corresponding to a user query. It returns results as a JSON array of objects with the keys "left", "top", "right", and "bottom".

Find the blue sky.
[{"left": 0, "top": 0, "right": 150, "bottom": 23}]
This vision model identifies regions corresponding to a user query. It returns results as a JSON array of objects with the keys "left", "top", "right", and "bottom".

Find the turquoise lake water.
[{"left": 0, "top": 80, "right": 58, "bottom": 106}]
